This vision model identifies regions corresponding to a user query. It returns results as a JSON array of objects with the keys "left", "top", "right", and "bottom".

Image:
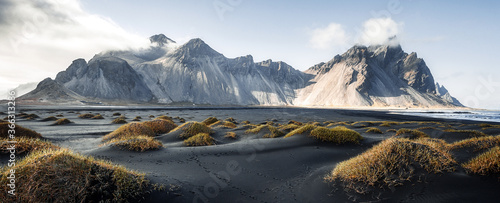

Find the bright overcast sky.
[{"left": 0, "top": 0, "right": 499, "bottom": 109}]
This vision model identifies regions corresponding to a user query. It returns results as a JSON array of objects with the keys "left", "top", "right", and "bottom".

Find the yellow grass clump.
[
  {"left": 451, "top": 135, "right": 500, "bottom": 151},
  {"left": 365, "top": 127, "right": 383, "bottom": 134},
  {"left": 0, "top": 123, "right": 43, "bottom": 139},
  {"left": 462, "top": 146, "right": 500, "bottom": 177},
  {"left": 111, "top": 117, "right": 127, "bottom": 124},
  {"left": 279, "top": 124, "right": 301, "bottom": 132},
  {"left": 78, "top": 113, "right": 95, "bottom": 119},
  {"left": 91, "top": 114, "right": 104, "bottom": 119},
  {"left": 106, "top": 135, "right": 163, "bottom": 152},
  {"left": 221, "top": 121, "right": 238, "bottom": 129},
  {"left": 224, "top": 132, "right": 237, "bottom": 139},
  {"left": 395, "top": 128, "right": 429, "bottom": 139},
  {"left": 112, "top": 112, "right": 121, "bottom": 116},
  {"left": 155, "top": 115, "right": 173, "bottom": 121},
  {"left": 379, "top": 121, "right": 400, "bottom": 127},
  {"left": 52, "top": 118, "right": 72, "bottom": 125},
  {"left": 41, "top": 116, "right": 58, "bottom": 122},
  {"left": 202, "top": 117, "right": 219, "bottom": 126},
  {"left": 310, "top": 126, "right": 363, "bottom": 144},
  {"left": 0, "top": 137, "right": 59, "bottom": 153},
  {"left": 325, "top": 138, "right": 456, "bottom": 194},
  {"left": 0, "top": 149, "right": 149, "bottom": 202},
  {"left": 102, "top": 122, "right": 155, "bottom": 141},
  {"left": 287, "top": 120, "right": 303, "bottom": 126},
  {"left": 142, "top": 119, "right": 177, "bottom": 134},
  {"left": 284, "top": 124, "right": 317, "bottom": 138},
  {"left": 172, "top": 122, "right": 213, "bottom": 139},
  {"left": 245, "top": 124, "right": 285, "bottom": 138},
  {"left": 184, "top": 133, "right": 215, "bottom": 146},
  {"left": 444, "top": 129, "right": 488, "bottom": 137}
]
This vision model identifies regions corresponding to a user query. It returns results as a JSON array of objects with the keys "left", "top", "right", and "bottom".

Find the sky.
[{"left": 0, "top": 0, "right": 499, "bottom": 109}]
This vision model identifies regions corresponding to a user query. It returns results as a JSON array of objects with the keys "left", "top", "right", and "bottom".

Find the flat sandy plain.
[{"left": 2, "top": 106, "right": 500, "bottom": 202}]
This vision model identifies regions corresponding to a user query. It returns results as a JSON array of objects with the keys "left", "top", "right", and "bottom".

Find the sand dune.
[{"left": 1, "top": 107, "right": 499, "bottom": 202}]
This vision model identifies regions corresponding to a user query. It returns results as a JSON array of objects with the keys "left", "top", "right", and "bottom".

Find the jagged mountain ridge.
[
  {"left": 23, "top": 34, "right": 461, "bottom": 107},
  {"left": 295, "top": 44, "right": 461, "bottom": 107}
]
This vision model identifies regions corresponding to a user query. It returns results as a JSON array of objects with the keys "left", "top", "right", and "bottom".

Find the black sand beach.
[{"left": 2, "top": 106, "right": 500, "bottom": 202}]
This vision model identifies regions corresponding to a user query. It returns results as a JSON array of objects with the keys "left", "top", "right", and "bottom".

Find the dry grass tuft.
[
  {"left": 142, "top": 119, "right": 177, "bottom": 134},
  {"left": 0, "top": 148, "right": 149, "bottom": 202},
  {"left": 225, "top": 117, "right": 237, "bottom": 124},
  {"left": 91, "top": 114, "right": 104, "bottom": 119},
  {"left": 245, "top": 124, "right": 285, "bottom": 138},
  {"left": 102, "top": 122, "right": 155, "bottom": 141},
  {"left": 284, "top": 124, "right": 317, "bottom": 138},
  {"left": 52, "top": 118, "right": 72, "bottom": 126},
  {"left": 184, "top": 133, "right": 215, "bottom": 146},
  {"left": 262, "top": 125, "right": 285, "bottom": 138},
  {"left": 78, "top": 113, "right": 95, "bottom": 119},
  {"left": 222, "top": 121, "right": 238, "bottom": 129},
  {"left": 365, "top": 127, "right": 383, "bottom": 134},
  {"left": 416, "top": 126, "right": 437, "bottom": 130},
  {"left": 451, "top": 136, "right": 500, "bottom": 151},
  {"left": 325, "top": 138, "right": 456, "bottom": 194},
  {"left": 379, "top": 121, "right": 399, "bottom": 127},
  {"left": 0, "top": 137, "right": 59, "bottom": 153},
  {"left": 172, "top": 122, "right": 213, "bottom": 139},
  {"left": 288, "top": 120, "right": 303, "bottom": 126},
  {"left": 444, "top": 129, "right": 488, "bottom": 137},
  {"left": 280, "top": 124, "right": 301, "bottom": 132},
  {"left": 111, "top": 117, "right": 127, "bottom": 124},
  {"left": 0, "top": 122, "right": 42, "bottom": 138},
  {"left": 20, "top": 113, "right": 40, "bottom": 120},
  {"left": 112, "top": 112, "right": 121, "bottom": 116},
  {"left": 395, "top": 128, "right": 429, "bottom": 139},
  {"left": 41, "top": 116, "right": 58, "bottom": 122},
  {"left": 462, "top": 146, "right": 500, "bottom": 177},
  {"left": 106, "top": 135, "right": 163, "bottom": 152},
  {"left": 202, "top": 117, "right": 219, "bottom": 126},
  {"left": 326, "top": 121, "right": 350, "bottom": 127},
  {"left": 310, "top": 126, "right": 363, "bottom": 144},
  {"left": 224, "top": 132, "right": 237, "bottom": 139},
  {"left": 155, "top": 115, "right": 173, "bottom": 121}
]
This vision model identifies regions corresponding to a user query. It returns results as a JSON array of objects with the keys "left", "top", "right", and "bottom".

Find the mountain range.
[{"left": 19, "top": 34, "right": 462, "bottom": 107}]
